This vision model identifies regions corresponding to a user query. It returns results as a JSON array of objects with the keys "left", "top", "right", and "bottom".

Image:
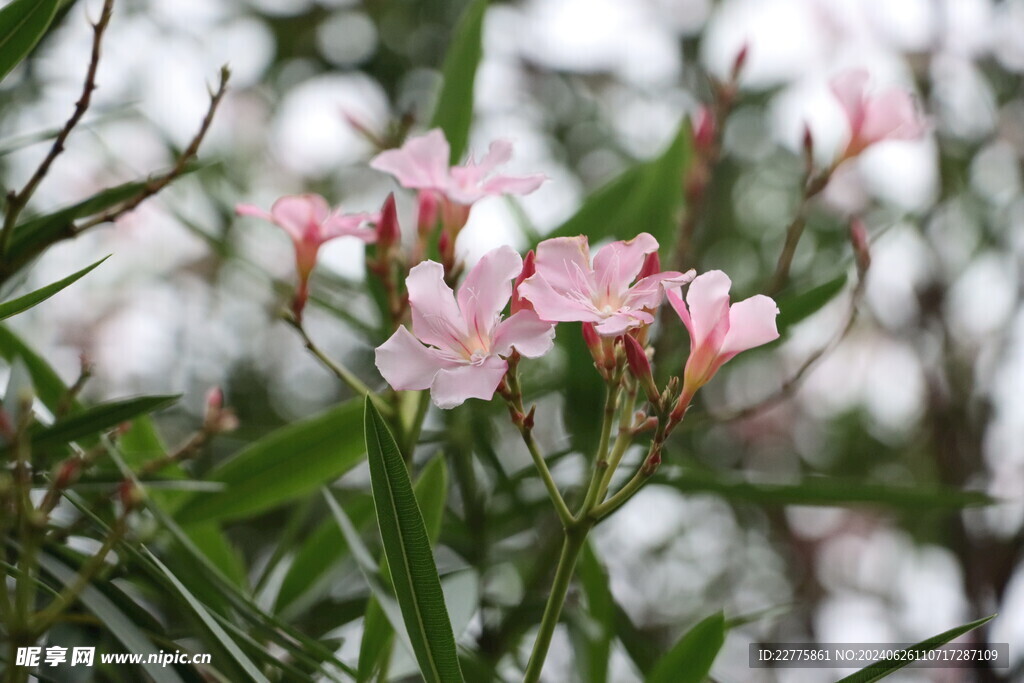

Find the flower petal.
[
  {"left": 593, "top": 310, "right": 652, "bottom": 337},
  {"left": 322, "top": 211, "right": 380, "bottom": 243},
  {"left": 530, "top": 235, "right": 594, "bottom": 295},
  {"left": 406, "top": 260, "right": 468, "bottom": 352},
  {"left": 492, "top": 310, "right": 555, "bottom": 358},
  {"left": 235, "top": 204, "right": 273, "bottom": 222},
  {"left": 719, "top": 294, "right": 780, "bottom": 357},
  {"left": 429, "top": 356, "right": 508, "bottom": 409},
  {"left": 479, "top": 174, "right": 547, "bottom": 197},
  {"left": 370, "top": 129, "right": 451, "bottom": 190},
  {"left": 375, "top": 326, "right": 453, "bottom": 391},
  {"left": 457, "top": 245, "right": 522, "bottom": 343},
  {"left": 517, "top": 274, "right": 603, "bottom": 324},
  {"left": 623, "top": 269, "right": 695, "bottom": 311},
  {"left": 861, "top": 88, "right": 925, "bottom": 144},
  {"left": 666, "top": 287, "right": 694, "bottom": 338},
  {"left": 830, "top": 69, "right": 869, "bottom": 134},
  {"left": 592, "top": 233, "right": 660, "bottom": 299},
  {"left": 271, "top": 194, "right": 332, "bottom": 242},
  {"left": 684, "top": 270, "right": 733, "bottom": 349}
]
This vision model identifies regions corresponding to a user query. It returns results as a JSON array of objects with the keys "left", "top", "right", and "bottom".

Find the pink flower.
[
  {"left": 667, "top": 270, "right": 779, "bottom": 399},
  {"left": 371, "top": 129, "right": 545, "bottom": 206},
  {"left": 375, "top": 246, "right": 555, "bottom": 409},
  {"left": 236, "top": 194, "right": 378, "bottom": 277},
  {"left": 517, "top": 233, "right": 695, "bottom": 337},
  {"left": 236, "top": 194, "right": 378, "bottom": 317},
  {"left": 830, "top": 69, "right": 926, "bottom": 159}
]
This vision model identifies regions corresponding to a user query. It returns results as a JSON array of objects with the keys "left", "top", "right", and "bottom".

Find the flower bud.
[
  {"left": 692, "top": 106, "right": 716, "bottom": 157},
  {"left": 802, "top": 122, "right": 815, "bottom": 172},
  {"left": 730, "top": 42, "right": 750, "bottom": 82},
  {"left": 204, "top": 386, "right": 239, "bottom": 433},
  {"left": 511, "top": 250, "right": 536, "bottom": 315},
  {"left": 624, "top": 334, "right": 660, "bottom": 404},
  {"left": 417, "top": 191, "right": 439, "bottom": 236},
  {"left": 54, "top": 458, "right": 82, "bottom": 490},
  {"left": 582, "top": 322, "right": 603, "bottom": 367},
  {"left": 376, "top": 193, "right": 400, "bottom": 252}
]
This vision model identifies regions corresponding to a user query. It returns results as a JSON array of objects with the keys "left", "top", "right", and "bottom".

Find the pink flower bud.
[
  {"left": 731, "top": 42, "right": 750, "bottom": 82},
  {"left": 205, "top": 387, "right": 224, "bottom": 413},
  {"left": 692, "top": 106, "right": 716, "bottom": 157},
  {"left": 376, "top": 193, "right": 400, "bottom": 251},
  {"left": 204, "top": 386, "right": 239, "bottom": 433},
  {"left": 417, "top": 190, "right": 439, "bottom": 236},
  {"left": 582, "top": 322, "right": 603, "bottom": 365},
  {"left": 511, "top": 250, "right": 536, "bottom": 315},
  {"left": 624, "top": 334, "right": 660, "bottom": 404}
]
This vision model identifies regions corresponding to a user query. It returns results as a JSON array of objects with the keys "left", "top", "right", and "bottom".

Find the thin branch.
[
  {"left": 0, "top": 0, "right": 116, "bottom": 257},
  {"left": 73, "top": 65, "right": 231, "bottom": 233}
]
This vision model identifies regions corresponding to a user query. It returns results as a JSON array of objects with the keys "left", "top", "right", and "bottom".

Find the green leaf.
[
  {"left": 36, "top": 553, "right": 186, "bottom": 683},
  {"left": 359, "top": 454, "right": 450, "bottom": 681},
  {"left": 0, "top": 324, "right": 73, "bottom": 411},
  {"left": 646, "top": 612, "right": 725, "bottom": 683},
  {"left": 0, "top": 0, "right": 60, "bottom": 83},
  {"left": 176, "top": 399, "right": 364, "bottom": 524},
  {"left": 668, "top": 469, "right": 996, "bottom": 510},
  {"left": 29, "top": 394, "right": 178, "bottom": 450},
  {"left": 543, "top": 117, "right": 692, "bottom": 248},
  {"left": 0, "top": 256, "right": 108, "bottom": 320},
  {"left": 837, "top": 614, "right": 996, "bottom": 683},
  {"left": 574, "top": 543, "right": 614, "bottom": 683},
  {"left": 363, "top": 398, "right": 463, "bottom": 683},
  {"left": 429, "top": 0, "right": 489, "bottom": 161},
  {"left": 777, "top": 272, "right": 848, "bottom": 333}
]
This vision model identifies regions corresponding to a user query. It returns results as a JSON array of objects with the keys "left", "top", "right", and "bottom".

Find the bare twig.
[
  {"left": 73, "top": 66, "right": 231, "bottom": 233},
  {"left": 766, "top": 170, "right": 832, "bottom": 296},
  {"left": 0, "top": 0, "right": 117, "bottom": 257}
]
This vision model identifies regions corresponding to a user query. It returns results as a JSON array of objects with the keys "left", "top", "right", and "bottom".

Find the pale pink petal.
[
  {"left": 322, "top": 211, "right": 380, "bottom": 243},
  {"left": 718, "top": 295, "right": 780, "bottom": 357},
  {"left": 271, "top": 195, "right": 331, "bottom": 242},
  {"left": 235, "top": 204, "right": 274, "bottom": 222},
  {"left": 429, "top": 356, "right": 508, "bottom": 409},
  {"left": 530, "top": 236, "right": 595, "bottom": 295},
  {"left": 479, "top": 174, "right": 547, "bottom": 197},
  {"left": 457, "top": 246, "right": 522, "bottom": 343},
  {"left": 861, "top": 89, "right": 924, "bottom": 143},
  {"left": 406, "top": 261, "right": 468, "bottom": 353},
  {"left": 830, "top": 69, "right": 869, "bottom": 134},
  {"left": 592, "top": 233, "right": 660, "bottom": 300},
  {"left": 491, "top": 310, "right": 555, "bottom": 358},
  {"left": 685, "top": 270, "right": 733, "bottom": 348},
  {"left": 594, "top": 310, "right": 652, "bottom": 337},
  {"left": 472, "top": 139, "right": 514, "bottom": 174},
  {"left": 370, "top": 129, "right": 451, "bottom": 190},
  {"left": 623, "top": 270, "right": 693, "bottom": 311},
  {"left": 517, "top": 274, "right": 603, "bottom": 324},
  {"left": 375, "top": 326, "right": 454, "bottom": 391},
  {"left": 666, "top": 288, "right": 694, "bottom": 338}
]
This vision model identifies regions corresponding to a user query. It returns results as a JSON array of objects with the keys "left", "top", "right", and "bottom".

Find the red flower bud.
[
  {"left": 511, "top": 250, "right": 536, "bottom": 314},
  {"left": 376, "top": 193, "right": 400, "bottom": 251},
  {"left": 417, "top": 190, "right": 439, "bottom": 236},
  {"left": 731, "top": 42, "right": 750, "bottom": 82},
  {"left": 582, "top": 322, "right": 603, "bottom": 367},
  {"left": 624, "top": 334, "right": 660, "bottom": 404},
  {"left": 692, "top": 106, "right": 716, "bottom": 157}
]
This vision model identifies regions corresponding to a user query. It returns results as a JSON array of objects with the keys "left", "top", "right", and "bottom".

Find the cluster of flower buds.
[{"left": 203, "top": 387, "right": 239, "bottom": 434}]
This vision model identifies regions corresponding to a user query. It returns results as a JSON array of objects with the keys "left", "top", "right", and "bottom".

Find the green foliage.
[
  {"left": 28, "top": 394, "right": 178, "bottom": 451},
  {"left": 0, "top": 255, "right": 109, "bottom": 320},
  {"left": 0, "top": 323, "right": 75, "bottom": 411},
  {"left": 776, "top": 272, "right": 849, "bottom": 334},
  {"left": 363, "top": 398, "right": 464, "bottom": 683},
  {"left": 0, "top": 0, "right": 60, "bottom": 82},
  {"left": 836, "top": 615, "right": 996, "bottom": 683},
  {"left": 176, "top": 399, "right": 364, "bottom": 524},
  {"left": 430, "top": 0, "right": 489, "bottom": 162},
  {"left": 646, "top": 612, "right": 726, "bottom": 683}
]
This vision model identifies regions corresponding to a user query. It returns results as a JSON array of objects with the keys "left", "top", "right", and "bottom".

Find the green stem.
[
  {"left": 596, "top": 385, "right": 638, "bottom": 500},
  {"left": 519, "top": 426, "right": 574, "bottom": 528},
  {"left": 579, "top": 378, "right": 620, "bottom": 515},
  {"left": 523, "top": 527, "right": 589, "bottom": 683}
]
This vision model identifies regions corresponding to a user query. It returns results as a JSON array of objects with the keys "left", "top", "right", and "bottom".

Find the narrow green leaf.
[
  {"left": 543, "top": 117, "right": 692, "bottom": 248},
  {"left": 29, "top": 394, "right": 178, "bottom": 450},
  {"left": 176, "top": 399, "right": 364, "bottom": 524},
  {"left": 36, "top": 553, "right": 186, "bottom": 683},
  {"left": 0, "top": 0, "right": 60, "bottom": 82},
  {"left": 647, "top": 612, "right": 725, "bottom": 683},
  {"left": 668, "top": 470, "right": 995, "bottom": 510},
  {"left": 837, "top": 614, "right": 996, "bottom": 683},
  {"left": 429, "top": 0, "right": 489, "bottom": 161},
  {"left": 0, "top": 256, "right": 108, "bottom": 320},
  {"left": 777, "top": 272, "right": 848, "bottom": 333},
  {"left": 363, "top": 398, "right": 463, "bottom": 683},
  {"left": 359, "top": 455, "right": 450, "bottom": 681},
  {"left": 0, "top": 324, "right": 73, "bottom": 411}
]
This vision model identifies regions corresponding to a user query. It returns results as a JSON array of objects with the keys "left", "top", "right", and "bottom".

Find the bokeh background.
[{"left": 2, "top": 0, "right": 1023, "bottom": 680}]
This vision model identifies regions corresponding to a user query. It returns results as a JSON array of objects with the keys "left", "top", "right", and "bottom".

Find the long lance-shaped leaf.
[
  {"left": 363, "top": 398, "right": 464, "bottom": 683},
  {"left": 176, "top": 399, "right": 364, "bottom": 524},
  {"left": 430, "top": 0, "right": 489, "bottom": 162},
  {"left": 0, "top": 0, "right": 60, "bottom": 82},
  {"left": 646, "top": 612, "right": 726, "bottom": 683},
  {"left": 28, "top": 394, "right": 178, "bottom": 450},
  {"left": 0, "top": 256, "right": 109, "bottom": 320},
  {"left": 836, "top": 614, "right": 996, "bottom": 683},
  {"left": 0, "top": 324, "right": 76, "bottom": 411}
]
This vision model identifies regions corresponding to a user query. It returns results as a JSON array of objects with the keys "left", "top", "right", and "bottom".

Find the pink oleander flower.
[
  {"left": 830, "top": 69, "right": 927, "bottom": 160},
  {"left": 375, "top": 245, "right": 555, "bottom": 409},
  {"left": 667, "top": 270, "right": 780, "bottom": 402},
  {"left": 370, "top": 129, "right": 546, "bottom": 232},
  {"left": 236, "top": 194, "right": 378, "bottom": 316},
  {"left": 517, "top": 233, "right": 695, "bottom": 337}
]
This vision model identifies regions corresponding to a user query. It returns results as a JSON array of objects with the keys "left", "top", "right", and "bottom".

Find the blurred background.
[{"left": 2, "top": 0, "right": 1023, "bottom": 680}]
